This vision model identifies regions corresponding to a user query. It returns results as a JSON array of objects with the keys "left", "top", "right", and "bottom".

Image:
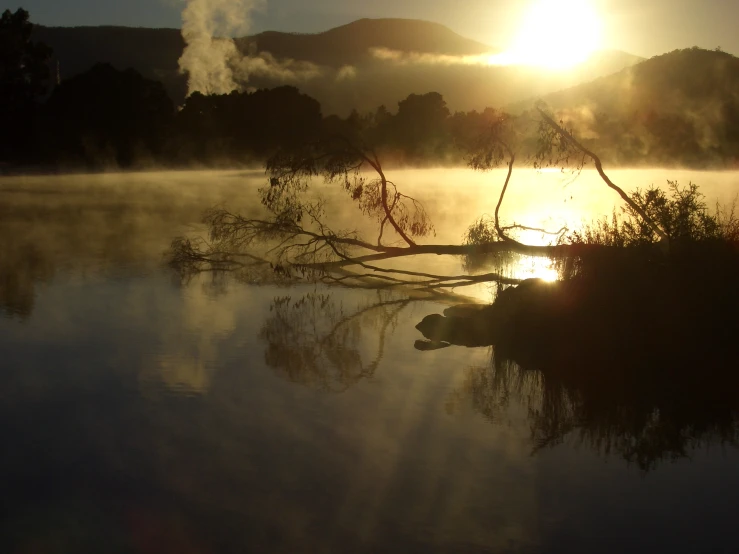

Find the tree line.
[{"left": 3, "top": 8, "right": 739, "bottom": 170}]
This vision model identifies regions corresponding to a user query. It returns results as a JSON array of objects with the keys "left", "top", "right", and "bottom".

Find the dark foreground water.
[{"left": 1, "top": 170, "right": 738, "bottom": 553}]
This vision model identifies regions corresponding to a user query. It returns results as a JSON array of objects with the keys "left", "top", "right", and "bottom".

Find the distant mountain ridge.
[
  {"left": 516, "top": 48, "right": 739, "bottom": 165},
  {"left": 31, "top": 18, "right": 643, "bottom": 114},
  {"left": 523, "top": 47, "right": 739, "bottom": 112},
  {"left": 33, "top": 25, "right": 187, "bottom": 103},
  {"left": 238, "top": 18, "right": 496, "bottom": 68}
]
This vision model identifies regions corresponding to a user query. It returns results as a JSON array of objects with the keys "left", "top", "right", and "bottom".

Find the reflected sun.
[
  {"left": 493, "top": 0, "right": 603, "bottom": 69},
  {"left": 512, "top": 255, "right": 560, "bottom": 282}
]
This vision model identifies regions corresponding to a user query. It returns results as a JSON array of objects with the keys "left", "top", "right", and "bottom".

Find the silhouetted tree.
[
  {"left": 42, "top": 63, "right": 174, "bottom": 167},
  {"left": 450, "top": 352, "right": 739, "bottom": 471},
  {"left": 0, "top": 8, "right": 52, "bottom": 164},
  {"left": 171, "top": 86, "right": 322, "bottom": 164},
  {"left": 169, "top": 103, "right": 587, "bottom": 292},
  {"left": 169, "top": 94, "right": 739, "bottom": 296},
  {"left": 391, "top": 92, "right": 451, "bottom": 160}
]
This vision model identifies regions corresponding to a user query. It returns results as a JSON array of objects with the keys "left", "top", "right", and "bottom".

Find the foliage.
[
  {"left": 42, "top": 64, "right": 174, "bottom": 167},
  {"left": 391, "top": 92, "right": 451, "bottom": 159},
  {"left": 567, "top": 181, "right": 739, "bottom": 247},
  {"left": 0, "top": 8, "right": 52, "bottom": 100},
  {"left": 171, "top": 86, "right": 322, "bottom": 164},
  {"left": 461, "top": 109, "right": 516, "bottom": 170},
  {"left": 464, "top": 215, "right": 502, "bottom": 245},
  {"left": 461, "top": 214, "right": 517, "bottom": 272},
  {"left": 0, "top": 8, "right": 52, "bottom": 162},
  {"left": 262, "top": 125, "right": 435, "bottom": 248}
]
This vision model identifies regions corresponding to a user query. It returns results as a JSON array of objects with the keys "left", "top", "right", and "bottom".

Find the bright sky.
[{"left": 6, "top": 0, "right": 739, "bottom": 57}]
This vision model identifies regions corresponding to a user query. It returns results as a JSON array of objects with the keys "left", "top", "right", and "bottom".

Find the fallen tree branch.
[{"left": 536, "top": 107, "right": 669, "bottom": 244}]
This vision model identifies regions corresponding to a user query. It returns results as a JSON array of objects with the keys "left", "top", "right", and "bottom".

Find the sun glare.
[{"left": 493, "top": 0, "right": 603, "bottom": 69}]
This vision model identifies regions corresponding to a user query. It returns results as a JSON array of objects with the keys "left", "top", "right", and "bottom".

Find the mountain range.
[
  {"left": 517, "top": 47, "right": 739, "bottom": 164},
  {"left": 32, "top": 18, "right": 643, "bottom": 115}
]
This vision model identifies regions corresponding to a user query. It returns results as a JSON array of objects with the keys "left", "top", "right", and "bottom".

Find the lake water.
[{"left": 1, "top": 168, "right": 738, "bottom": 553}]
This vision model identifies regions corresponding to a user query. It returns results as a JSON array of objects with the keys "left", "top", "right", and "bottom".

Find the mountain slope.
[
  {"left": 525, "top": 48, "right": 737, "bottom": 111},
  {"left": 31, "top": 19, "right": 642, "bottom": 114},
  {"left": 238, "top": 18, "right": 496, "bottom": 68},
  {"left": 520, "top": 48, "right": 739, "bottom": 165},
  {"left": 33, "top": 25, "right": 187, "bottom": 103}
]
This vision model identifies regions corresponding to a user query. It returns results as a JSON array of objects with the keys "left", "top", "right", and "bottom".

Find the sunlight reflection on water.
[{"left": 1, "top": 169, "right": 739, "bottom": 553}]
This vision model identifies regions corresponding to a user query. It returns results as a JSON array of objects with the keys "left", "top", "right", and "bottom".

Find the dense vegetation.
[
  {"left": 414, "top": 181, "right": 739, "bottom": 469},
  {"left": 3, "top": 8, "right": 739, "bottom": 170}
]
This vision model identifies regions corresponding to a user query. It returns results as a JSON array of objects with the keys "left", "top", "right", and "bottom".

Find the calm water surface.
[{"left": 1, "top": 169, "right": 738, "bottom": 553}]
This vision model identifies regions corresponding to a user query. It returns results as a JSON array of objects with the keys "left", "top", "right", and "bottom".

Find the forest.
[{"left": 3, "top": 8, "right": 739, "bottom": 170}]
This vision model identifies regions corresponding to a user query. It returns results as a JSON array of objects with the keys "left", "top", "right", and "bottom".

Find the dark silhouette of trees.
[
  {"left": 43, "top": 63, "right": 174, "bottom": 168},
  {"left": 0, "top": 8, "right": 52, "bottom": 164},
  {"left": 4, "top": 14, "right": 739, "bottom": 171},
  {"left": 451, "top": 348, "right": 739, "bottom": 471},
  {"left": 170, "top": 86, "right": 322, "bottom": 165},
  {"left": 164, "top": 88, "right": 511, "bottom": 168},
  {"left": 171, "top": 102, "right": 671, "bottom": 294},
  {"left": 7, "top": 39, "right": 738, "bottom": 170},
  {"left": 389, "top": 92, "right": 451, "bottom": 160}
]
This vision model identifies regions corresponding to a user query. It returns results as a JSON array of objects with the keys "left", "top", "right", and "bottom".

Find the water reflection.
[
  {"left": 255, "top": 288, "right": 738, "bottom": 471},
  {"left": 0, "top": 231, "right": 55, "bottom": 317},
  {"left": 0, "top": 275, "right": 537, "bottom": 553},
  {"left": 0, "top": 170, "right": 258, "bottom": 319},
  {"left": 3, "top": 170, "right": 739, "bottom": 552},
  {"left": 260, "top": 292, "right": 410, "bottom": 391},
  {"left": 141, "top": 283, "right": 239, "bottom": 395},
  {"left": 449, "top": 361, "right": 738, "bottom": 471}
]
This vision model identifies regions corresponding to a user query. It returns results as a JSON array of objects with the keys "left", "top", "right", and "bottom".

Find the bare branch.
[{"left": 536, "top": 106, "right": 669, "bottom": 244}]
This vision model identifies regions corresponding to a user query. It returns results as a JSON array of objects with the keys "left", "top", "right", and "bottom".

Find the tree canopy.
[
  {"left": 0, "top": 8, "right": 52, "bottom": 162},
  {"left": 43, "top": 63, "right": 174, "bottom": 167}
]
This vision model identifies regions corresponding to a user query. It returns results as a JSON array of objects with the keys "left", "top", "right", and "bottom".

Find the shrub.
[{"left": 567, "top": 180, "right": 739, "bottom": 247}]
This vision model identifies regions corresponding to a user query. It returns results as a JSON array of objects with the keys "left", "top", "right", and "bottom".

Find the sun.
[{"left": 495, "top": 0, "right": 603, "bottom": 69}]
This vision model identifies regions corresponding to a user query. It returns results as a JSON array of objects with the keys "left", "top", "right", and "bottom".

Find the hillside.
[
  {"left": 237, "top": 18, "right": 495, "bottom": 68},
  {"left": 522, "top": 48, "right": 738, "bottom": 111},
  {"left": 32, "top": 25, "right": 187, "bottom": 105},
  {"left": 516, "top": 48, "right": 739, "bottom": 165},
  {"left": 31, "top": 18, "right": 642, "bottom": 115}
]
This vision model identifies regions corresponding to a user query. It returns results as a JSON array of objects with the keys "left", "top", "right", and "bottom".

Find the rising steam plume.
[
  {"left": 178, "top": 0, "right": 263, "bottom": 96},
  {"left": 178, "top": 0, "right": 323, "bottom": 97}
]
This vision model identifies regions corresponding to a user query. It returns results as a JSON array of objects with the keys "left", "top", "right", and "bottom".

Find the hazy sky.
[{"left": 6, "top": 0, "right": 738, "bottom": 57}]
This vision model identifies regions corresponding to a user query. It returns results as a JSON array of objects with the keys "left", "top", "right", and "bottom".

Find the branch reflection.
[
  {"left": 0, "top": 232, "right": 55, "bottom": 318},
  {"left": 259, "top": 291, "right": 411, "bottom": 391},
  {"left": 451, "top": 353, "right": 738, "bottom": 471}
]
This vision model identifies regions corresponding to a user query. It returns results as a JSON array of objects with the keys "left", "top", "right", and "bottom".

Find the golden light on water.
[
  {"left": 491, "top": 0, "right": 603, "bottom": 69},
  {"left": 464, "top": 256, "right": 559, "bottom": 303},
  {"left": 515, "top": 256, "right": 559, "bottom": 282}
]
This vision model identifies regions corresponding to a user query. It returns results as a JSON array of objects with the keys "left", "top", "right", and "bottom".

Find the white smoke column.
[{"left": 179, "top": 0, "right": 264, "bottom": 96}]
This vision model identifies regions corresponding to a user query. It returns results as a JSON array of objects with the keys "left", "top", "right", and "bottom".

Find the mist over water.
[
  {"left": 3, "top": 167, "right": 739, "bottom": 299},
  {"left": 1, "top": 168, "right": 739, "bottom": 552},
  {"left": 4, "top": 0, "right": 739, "bottom": 548}
]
